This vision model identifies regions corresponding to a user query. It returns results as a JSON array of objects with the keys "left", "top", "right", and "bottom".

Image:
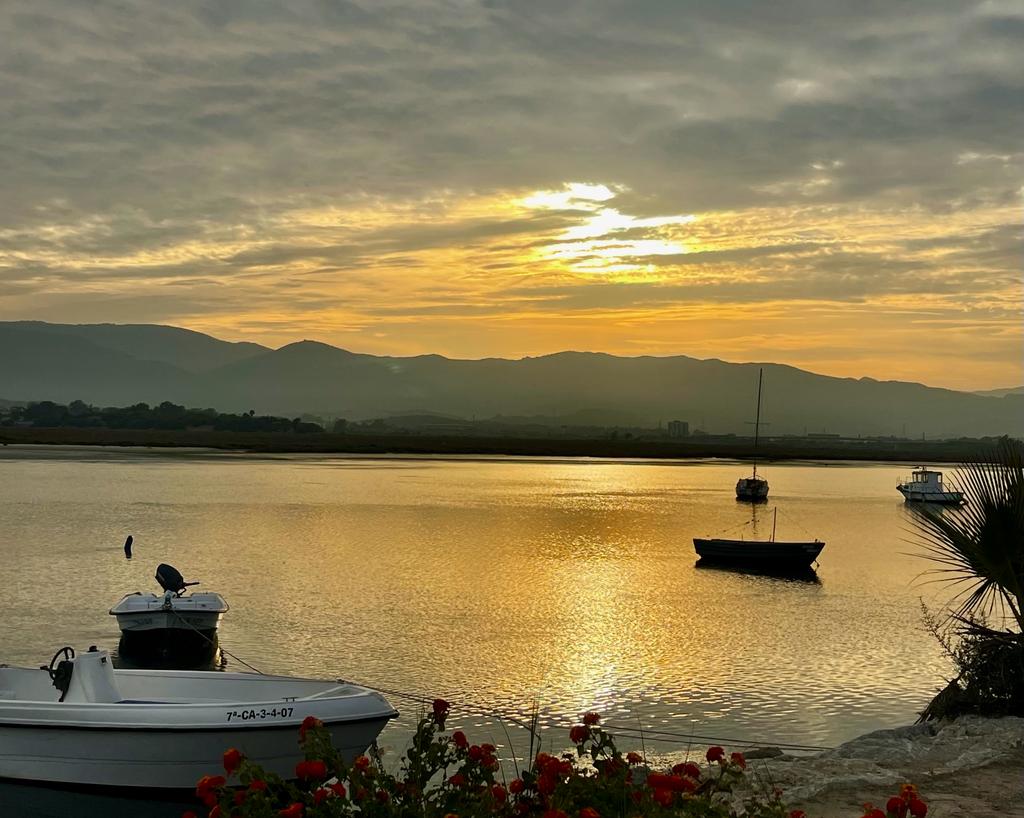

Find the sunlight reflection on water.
[{"left": 0, "top": 448, "right": 954, "bottom": 813}]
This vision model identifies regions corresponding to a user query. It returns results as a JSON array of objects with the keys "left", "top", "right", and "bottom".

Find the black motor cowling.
[{"left": 155, "top": 563, "right": 199, "bottom": 594}]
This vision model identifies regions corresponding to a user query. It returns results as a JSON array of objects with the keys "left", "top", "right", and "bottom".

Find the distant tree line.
[{"left": 0, "top": 400, "right": 325, "bottom": 434}]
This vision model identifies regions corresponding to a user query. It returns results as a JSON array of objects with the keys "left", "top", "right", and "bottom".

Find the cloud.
[{"left": 0, "top": 0, "right": 1020, "bottom": 388}]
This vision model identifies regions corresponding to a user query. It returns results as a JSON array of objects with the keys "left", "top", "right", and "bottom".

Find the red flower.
[
  {"left": 449, "top": 773, "right": 467, "bottom": 788},
  {"left": 535, "top": 752, "right": 560, "bottom": 774},
  {"left": 452, "top": 730, "right": 469, "bottom": 749},
  {"left": 482, "top": 743, "right": 496, "bottom": 753},
  {"left": 234, "top": 791, "right": 247, "bottom": 806},
  {"left": 375, "top": 789, "right": 390, "bottom": 803},
  {"left": 543, "top": 810, "right": 568, "bottom": 818},
  {"left": 278, "top": 804, "right": 304, "bottom": 818},
  {"left": 298, "top": 715, "right": 323, "bottom": 741},
  {"left": 208, "top": 807, "right": 221, "bottom": 818},
  {"left": 908, "top": 798, "right": 928, "bottom": 817},
  {"left": 222, "top": 748, "right": 243, "bottom": 775},
  {"left": 353, "top": 755, "right": 371, "bottom": 772},
  {"left": 569, "top": 725, "right": 590, "bottom": 744},
  {"left": 537, "top": 773, "right": 556, "bottom": 795},
  {"left": 887, "top": 796, "right": 908, "bottom": 817},
  {"left": 652, "top": 788, "right": 674, "bottom": 807},
  {"left": 789, "top": 812, "right": 807, "bottom": 818},
  {"left": 730, "top": 751, "right": 746, "bottom": 769},
  {"left": 626, "top": 751, "right": 643, "bottom": 765},
  {"left": 196, "top": 775, "right": 226, "bottom": 806},
  {"left": 676, "top": 762, "right": 700, "bottom": 779},
  {"left": 491, "top": 784, "right": 508, "bottom": 803},
  {"left": 197, "top": 774, "right": 226, "bottom": 792},
  {"left": 582, "top": 712, "right": 600, "bottom": 726},
  {"left": 432, "top": 698, "right": 450, "bottom": 727},
  {"left": 706, "top": 746, "right": 725, "bottom": 763},
  {"left": 331, "top": 782, "right": 347, "bottom": 798},
  {"left": 863, "top": 809, "right": 886, "bottom": 818},
  {"left": 249, "top": 779, "right": 267, "bottom": 792},
  {"left": 509, "top": 778, "right": 525, "bottom": 794},
  {"left": 182, "top": 813, "right": 198, "bottom": 818},
  {"left": 469, "top": 744, "right": 483, "bottom": 761},
  {"left": 295, "top": 759, "right": 327, "bottom": 780},
  {"left": 580, "top": 809, "right": 600, "bottom": 818}
]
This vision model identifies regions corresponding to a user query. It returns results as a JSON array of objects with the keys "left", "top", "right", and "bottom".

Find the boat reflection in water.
[
  {"left": 694, "top": 558, "right": 822, "bottom": 584},
  {"left": 114, "top": 634, "right": 223, "bottom": 671}
]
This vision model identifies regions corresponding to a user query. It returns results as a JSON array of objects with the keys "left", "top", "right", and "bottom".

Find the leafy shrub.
[{"left": 184, "top": 702, "right": 927, "bottom": 818}]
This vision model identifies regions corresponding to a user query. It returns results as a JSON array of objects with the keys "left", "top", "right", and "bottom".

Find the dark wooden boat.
[{"left": 693, "top": 509, "right": 824, "bottom": 569}]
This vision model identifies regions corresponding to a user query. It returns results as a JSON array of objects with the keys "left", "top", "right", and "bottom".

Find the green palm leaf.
[{"left": 909, "top": 437, "right": 1024, "bottom": 632}]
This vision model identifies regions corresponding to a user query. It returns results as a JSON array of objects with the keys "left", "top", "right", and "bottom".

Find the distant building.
[{"left": 667, "top": 419, "right": 689, "bottom": 438}]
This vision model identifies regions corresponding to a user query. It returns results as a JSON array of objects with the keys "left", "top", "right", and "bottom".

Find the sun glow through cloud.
[
  {"left": 1, "top": 1, "right": 1021, "bottom": 391},
  {"left": 520, "top": 183, "right": 696, "bottom": 274}
]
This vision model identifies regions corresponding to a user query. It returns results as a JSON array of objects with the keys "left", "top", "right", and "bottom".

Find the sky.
[{"left": 1, "top": 1, "right": 1021, "bottom": 391}]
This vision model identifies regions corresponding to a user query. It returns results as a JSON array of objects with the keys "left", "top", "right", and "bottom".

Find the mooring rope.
[
  {"left": 168, "top": 609, "right": 833, "bottom": 754},
  {"left": 337, "top": 679, "right": 834, "bottom": 754}
]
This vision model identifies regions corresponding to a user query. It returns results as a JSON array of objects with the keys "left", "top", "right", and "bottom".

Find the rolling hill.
[{"left": 1, "top": 321, "right": 1021, "bottom": 438}]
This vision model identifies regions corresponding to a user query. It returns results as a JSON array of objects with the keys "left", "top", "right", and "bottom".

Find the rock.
[{"left": 743, "top": 746, "right": 784, "bottom": 759}]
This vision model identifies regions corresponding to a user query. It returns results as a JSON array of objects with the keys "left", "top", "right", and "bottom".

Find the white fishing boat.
[
  {"left": 736, "top": 368, "right": 769, "bottom": 501},
  {"left": 110, "top": 563, "right": 228, "bottom": 656},
  {"left": 0, "top": 646, "right": 398, "bottom": 789},
  {"left": 897, "top": 467, "right": 964, "bottom": 505}
]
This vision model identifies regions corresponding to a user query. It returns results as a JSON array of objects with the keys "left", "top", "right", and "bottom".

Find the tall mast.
[
  {"left": 752, "top": 367, "right": 763, "bottom": 479},
  {"left": 771, "top": 506, "right": 777, "bottom": 542}
]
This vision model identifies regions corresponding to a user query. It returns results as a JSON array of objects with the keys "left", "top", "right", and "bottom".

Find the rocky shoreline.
[{"left": 736, "top": 717, "right": 1024, "bottom": 817}]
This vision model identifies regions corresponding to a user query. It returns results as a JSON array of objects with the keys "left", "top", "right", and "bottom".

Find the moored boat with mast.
[
  {"left": 736, "top": 368, "right": 769, "bottom": 501},
  {"left": 694, "top": 507, "right": 824, "bottom": 570}
]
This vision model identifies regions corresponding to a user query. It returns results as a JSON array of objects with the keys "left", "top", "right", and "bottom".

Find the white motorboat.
[
  {"left": 0, "top": 646, "right": 398, "bottom": 789},
  {"left": 110, "top": 564, "right": 228, "bottom": 657},
  {"left": 897, "top": 467, "right": 964, "bottom": 505}
]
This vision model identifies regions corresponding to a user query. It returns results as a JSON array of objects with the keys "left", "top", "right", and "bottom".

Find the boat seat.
[{"left": 63, "top": 650, "right": 122, "bottom": 704}]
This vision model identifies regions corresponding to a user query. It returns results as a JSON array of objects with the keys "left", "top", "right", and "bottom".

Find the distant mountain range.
[{"left": 1, "top": 320, "right": 1021, "bottom": 438}]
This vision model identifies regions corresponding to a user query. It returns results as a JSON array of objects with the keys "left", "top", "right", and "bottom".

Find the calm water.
[{"left": 0, "top": 446, "right": 955, "bottom": 814}]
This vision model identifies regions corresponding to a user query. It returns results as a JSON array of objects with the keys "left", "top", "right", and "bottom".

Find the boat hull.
[
  {"left": 735, "top": 477, "right": 769, "bottom": 501},
  {"left": 896, "top": 486, "right": 964, "bottom": 505},
  {"left": 693, "top": 537, "right": 824, "bottom": 569},
  {"left": 0, "top": 665, "right": 398, "bottom": 789},
  {"left": 0, "top": 715, "right": 392, "bottom": 789}
]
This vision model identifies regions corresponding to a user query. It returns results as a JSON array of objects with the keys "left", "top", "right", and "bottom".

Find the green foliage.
[
  {"left": 187, "top": 707, "right": 928, "bottom": 818},
  {"left": 912, "top": 437, "right": 1024, "bottom": 720},
  {"left": 0, "top": 399, "right": 324, "bottom": 434},
  {"left": 910, "top": 437, "right": 1024, "bottom": 631}
]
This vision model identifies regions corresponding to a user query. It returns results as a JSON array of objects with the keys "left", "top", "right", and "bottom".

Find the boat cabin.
[{"left": 907, "top": 468, "right": 945, "bottom": 489}]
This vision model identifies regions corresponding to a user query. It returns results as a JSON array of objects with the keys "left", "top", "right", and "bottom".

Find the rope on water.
[
  {"left": 166, "top": 612, "right": 834, "bottom": 754},
  {"left": 167, "top": 607, "right": 265, "bottom": 675},
  {"left": 337, "top": 679, "right": 834, "bottom": 754}
]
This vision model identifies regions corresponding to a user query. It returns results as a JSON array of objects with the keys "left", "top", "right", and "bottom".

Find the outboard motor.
[{"left": 155, "top": 563, "right": 199, "bottom": 596}]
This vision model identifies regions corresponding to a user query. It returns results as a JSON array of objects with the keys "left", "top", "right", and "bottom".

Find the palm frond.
[{"left": 909, "top": 437, "right": 1024, "bottom": 632}]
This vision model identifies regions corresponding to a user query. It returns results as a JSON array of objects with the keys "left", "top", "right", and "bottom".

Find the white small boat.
[
  {"left": 110, "top": 564, "right": 228, "bottom": 657},
  {"left": 897, "top": 467, "right": 964, "bottom": 505},
  {"left": 0, "top": 646, "right": 398, "bottom": 789}
]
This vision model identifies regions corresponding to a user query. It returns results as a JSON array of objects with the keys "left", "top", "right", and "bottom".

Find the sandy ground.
[{"left": 736, "top": 718, "right": 1024, "bottom": 818}]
